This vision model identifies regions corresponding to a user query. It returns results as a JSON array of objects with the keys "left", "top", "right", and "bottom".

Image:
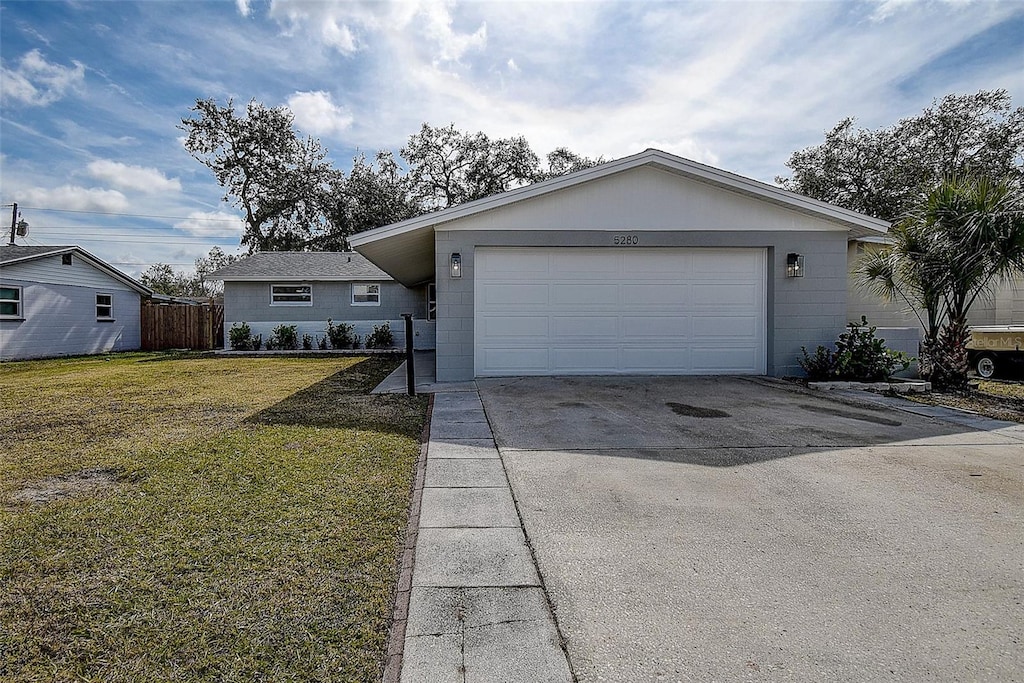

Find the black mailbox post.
[{"left": 400, "top": 313, "right": 415, "bottom": 396}]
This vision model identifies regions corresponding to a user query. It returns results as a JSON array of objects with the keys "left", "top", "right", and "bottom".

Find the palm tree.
[{"left": 859, "top": 175, "right": 1024, "bottom": 390}]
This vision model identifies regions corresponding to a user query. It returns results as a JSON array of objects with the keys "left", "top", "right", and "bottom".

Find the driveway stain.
[
  {"left": 666, "top": 402, "right": 730, "bottom": 418},
  {"left": 799, "top": 403, "right": 902, "bottom": 426}
]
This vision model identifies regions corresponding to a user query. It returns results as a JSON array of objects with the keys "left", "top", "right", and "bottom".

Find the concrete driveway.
[{"left": 476, "top": 376, "right": 1024, "bottom": 682}]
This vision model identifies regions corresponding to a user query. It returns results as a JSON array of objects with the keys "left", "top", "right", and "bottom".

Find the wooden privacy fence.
[{"left": 141, "top": 301, "right": 224, "bottom": 351}]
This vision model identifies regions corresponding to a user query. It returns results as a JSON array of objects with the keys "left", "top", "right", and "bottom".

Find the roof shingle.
[{"left": 206, "top": 251, "right": 392, "bottom": 281}]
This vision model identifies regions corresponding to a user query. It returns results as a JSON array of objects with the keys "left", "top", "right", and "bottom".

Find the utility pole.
[{"left": 8, "top": 202, "right": 17, "bottom": 246}]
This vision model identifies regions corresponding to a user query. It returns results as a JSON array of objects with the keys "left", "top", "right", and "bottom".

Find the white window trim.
[
  {"left": 96, "top": 292, "right": 114, "bottom": 321},
  {"left": 352, "top": 283, "right": 381, "bottom": 307},
  {"left": 426, "top": 283, "right": 437, "bottom": 322},
  {"left": 0, "top": 285, "right": 23, "bottom": 319},
  {"left": 270, "top": 283, "right": 313, "bottom": 307}
]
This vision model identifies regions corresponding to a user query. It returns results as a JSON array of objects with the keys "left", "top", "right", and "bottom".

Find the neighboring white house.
[
  {"left": 208, "top": 251, "right": 435, "bottom": 349},
  {"left": 1, "top": 245, "right": 152, "bottom": 361},
  {"left": 351, "top": 148, "right": 890, "bottom": 381}
]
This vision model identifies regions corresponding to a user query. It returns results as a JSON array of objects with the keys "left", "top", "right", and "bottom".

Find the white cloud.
[
  {"left": 236, "top": 0, "right": 252, "bottom": 17},
  {"left": 869, "top": 0, "right": 975, "bottom": 23},
  {"left": 86, "top": 160, "right": 182, "bottom": 194},
  {"left": 174, "top": 211, "right": 245, "bottom": 238},
  {"left": 507, "top": 58, "right": 519, "bottom": 73},
  {"left": 418, "top": 1, "right": 487, "bottom": 63},
  {"left": 268, "top": 0, "right": 487, "bottom": 62},
  {"left": 286, "top": 90, "right": 353, "bottom": 136},
  {"left": 0, "top": 49, "right": 85, "bottom": 106},
  {"left": 20, "top": 185, "right": 128, "bottom": 213},
  {"left": 321, "top": 16, "right": 358, "bottom": 53}
]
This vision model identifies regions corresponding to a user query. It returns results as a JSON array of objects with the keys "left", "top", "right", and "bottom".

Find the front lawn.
[{"left": 0, "top": 353, "right": 427, "bottom": 682}]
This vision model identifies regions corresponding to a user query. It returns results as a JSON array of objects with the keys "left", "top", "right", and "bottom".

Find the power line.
[
  {"left": 34, "top": 230, "right": 241, "bottom": 240},
  {"left": 16, "top": 206, "right": 244, "bottom": 222}
]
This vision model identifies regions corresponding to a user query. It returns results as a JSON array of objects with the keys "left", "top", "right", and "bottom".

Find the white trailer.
[{"left": 967, "top": 326, "right": 1024, "bottom": 378}]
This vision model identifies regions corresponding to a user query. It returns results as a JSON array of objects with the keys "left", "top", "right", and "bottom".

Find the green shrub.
[
  {"left": 228, "top": 322, "right": 260, "bottom": 351},
  {"left": 302, "top": 333, "right": 313, "bottom": 350},
  {"left": 269, "top": 324, "right": 299, "bottom": 350},
  {"left": 326, "top": 319, "right": 354, "bottom": 349},
  {"left": 317, "top": 335, "right": 328, "bottom": 350},
  {"left": 799, "top": 345, "right": 838, "bottom": 381},
  {"left": 365, "top": 323, "right": 394, "bottom": 349},
  {"left": 799, "top": 317, "right": 912, "bottom": 382}
]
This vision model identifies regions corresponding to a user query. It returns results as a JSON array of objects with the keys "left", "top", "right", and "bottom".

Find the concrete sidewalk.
[
  {"left": 373, "top": 351, "right": 477, "bottom": 395},
  {"left": 398, "top": 389, "right": 573, "bottom": 683}
]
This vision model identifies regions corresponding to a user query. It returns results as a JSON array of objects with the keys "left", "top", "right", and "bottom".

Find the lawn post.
[{"left": 401, "top": 313, "right": 415, "bottom": 396}]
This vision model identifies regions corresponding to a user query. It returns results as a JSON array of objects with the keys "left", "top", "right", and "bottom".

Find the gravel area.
[{"left": 904, "top": 379, "right": 1024, "bottom": 423}]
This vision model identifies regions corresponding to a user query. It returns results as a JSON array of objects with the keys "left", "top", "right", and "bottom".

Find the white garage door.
[{"left": 474, "top": 247, "right": 766, "bottom": 376}]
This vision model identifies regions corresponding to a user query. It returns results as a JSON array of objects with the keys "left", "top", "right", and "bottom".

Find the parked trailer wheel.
[{"left": 975, "top": 354, "right": 997, "bottom": 379}]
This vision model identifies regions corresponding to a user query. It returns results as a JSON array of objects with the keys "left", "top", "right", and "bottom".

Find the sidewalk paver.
[{"left": 398, "top": 388, "right": 573, "bottom": 683}]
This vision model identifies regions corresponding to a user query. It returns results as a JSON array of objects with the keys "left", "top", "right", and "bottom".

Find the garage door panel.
[
  {"left": 479, "top": 249, "right": 550, "bottom": 275},
  {"left": 551, "top": 347, "right": 620, "bottom": 371},
  {"left": 623, "top": 250, "right": 692, "bottom": 276},
  {"left": 480, "top": 316, "right": 549, "bottom": 339},
  {"left": 690, "top": 346, "right": 762, "bottom": 372},
  {"left": 691, "top": 283, "right": 760, "bottom": 306},
  {"left": 551, "top": 316, "right": 618, "bottom": 338},
  {"left": 620, "top": 347, "right": 691, "bottom": 372},
  {"left": 475, "top": 247, "right": 765, "bottom": 376},
  {"left": 621, "top": 283, "right": 688, "bottom": 306},
  {"left": 620, "top": 315, "right": 692, "bottom": 338},
  {"left": 553, "top": 251, "right": 620, "bottom": 275},
  {"left": 690, "top": 314, "right": 760, "bottom": 338},
  {"left": 551, "top": 284, "right": 620, "bottom": 307},
  {"left": 480, "top": 347, "right": 550, "bottom": 373},
  {"left": 480, "top": 283, "right": 550, "bottom": 306}
]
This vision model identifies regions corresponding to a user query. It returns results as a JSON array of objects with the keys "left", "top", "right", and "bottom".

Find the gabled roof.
[
  {"left": 0, "top": 244, "right": 152, "bottom": 295},
  {"left": 350, "top": 148, "right": 891, "bottom": 287},
  {"left": 206, "top": 251, "right": 392, "bottom": 282}
]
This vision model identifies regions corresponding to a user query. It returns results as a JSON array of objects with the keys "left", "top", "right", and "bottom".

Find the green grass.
[{"left": 0, "top": 353, "right": 428, "bottom": 682}]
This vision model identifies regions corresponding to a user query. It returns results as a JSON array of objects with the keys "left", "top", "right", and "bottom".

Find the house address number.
[{"left": 613, "top": 234, "right": 639, "bottom": 246}]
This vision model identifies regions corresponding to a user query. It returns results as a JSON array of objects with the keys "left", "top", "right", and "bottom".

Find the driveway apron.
[
  {"left": 400, "top": 388, "right": 573, "bottom": 683},
  {"left": 477, "top": 375, "right": 1024, "bottom": 683}
]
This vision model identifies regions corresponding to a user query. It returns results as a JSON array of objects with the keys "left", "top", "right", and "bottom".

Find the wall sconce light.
[
  {"left": 786, "top": 253, "right": 804, "bottom": 278},
  {"left": 450, "top": 252, "right": 462, "bottom": 279}
]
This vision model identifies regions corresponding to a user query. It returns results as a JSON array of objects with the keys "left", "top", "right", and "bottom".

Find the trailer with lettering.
[{"left": 967, "top": 326, "right": 1024, "bottom": 378}]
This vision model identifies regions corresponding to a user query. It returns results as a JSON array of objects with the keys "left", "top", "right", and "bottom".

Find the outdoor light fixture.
[
  {"left": 786, "top": 253, "right": 805, "bottom": 278},
  {"left": 450, "top": 252, "right": 462, "bottom": 279}
]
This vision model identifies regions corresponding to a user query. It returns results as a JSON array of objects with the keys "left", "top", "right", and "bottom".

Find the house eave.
[{"left": 349, "top": 148, "right": 890, "bottom": 281}]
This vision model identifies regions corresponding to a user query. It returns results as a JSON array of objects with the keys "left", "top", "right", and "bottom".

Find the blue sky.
[{"left": 1, "top": 0, "right": 1022, "bottom": 277}]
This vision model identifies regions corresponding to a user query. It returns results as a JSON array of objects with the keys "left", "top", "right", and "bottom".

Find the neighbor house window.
[
  {"left": 271, "top": 284, "right": 312, "bottom": 306},
  {"left": 1, "top": 286, "right": 22, "bottom": 318},
  {"left": 352, "top": 283, "right": 380, "bottom": 306},
  {"left": 61, "top": 253, "right": 73, "bottom": 266},
  {"left": 96, "top": 293, "right": 113, "bottom": 320},
  {"left": 426, "top": 283, "right": 436, "bottom": 321}
]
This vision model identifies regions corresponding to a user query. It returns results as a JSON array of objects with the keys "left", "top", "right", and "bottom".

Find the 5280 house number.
[{"left": 613, "top": 234, "right": 639, "bottom": 246}]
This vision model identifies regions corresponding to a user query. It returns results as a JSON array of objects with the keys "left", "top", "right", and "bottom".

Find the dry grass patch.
[{"left": 0, "top": 353, "right": 427, "bottom": 682}]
